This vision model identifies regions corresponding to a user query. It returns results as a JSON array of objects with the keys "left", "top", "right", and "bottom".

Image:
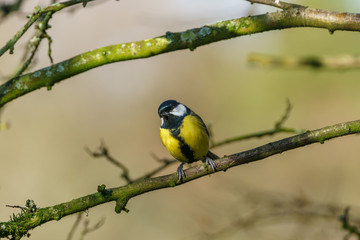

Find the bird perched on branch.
[{"left": 158, "top": 100, "right": 219, "bottom": 181}]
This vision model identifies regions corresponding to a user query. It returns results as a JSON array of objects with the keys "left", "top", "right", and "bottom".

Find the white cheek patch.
[
  {"left": 170, "top": 104, "right": 187, "bottom": 117},
  {"left": 160, "top": 117, "right": 164, "bottom": 126}
]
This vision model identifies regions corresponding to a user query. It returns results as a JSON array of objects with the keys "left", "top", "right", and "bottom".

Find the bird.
[{"left": 158, "top": 100, "right": 219, "bottom": 181}]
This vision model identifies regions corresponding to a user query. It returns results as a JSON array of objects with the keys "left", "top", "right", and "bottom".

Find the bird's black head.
[{"left": 158, "top": 100, "right": 190, "bottom": 128}]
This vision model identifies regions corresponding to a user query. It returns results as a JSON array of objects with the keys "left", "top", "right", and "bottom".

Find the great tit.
[{"left": 158, "top": 100, "right": 219, "bottom": 181}]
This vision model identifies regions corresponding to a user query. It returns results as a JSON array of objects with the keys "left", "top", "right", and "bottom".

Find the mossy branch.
[
  {"left": 1, "top": 1, "right": 360, "bottom": 107},
  {"left": 1, "top": 119, "right": 360, "bottom": 239}
]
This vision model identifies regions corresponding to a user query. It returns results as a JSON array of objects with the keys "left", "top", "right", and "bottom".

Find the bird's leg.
[
  {"left": 205, "top": 157, "right": 216, "bottom": 172},
  {"left": 177, "top": 163, "right": 186, "bottom": 181}
]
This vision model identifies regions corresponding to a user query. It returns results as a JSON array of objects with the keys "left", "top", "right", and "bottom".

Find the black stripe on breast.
[{"left": 170, "top": 128, "right": 195, "bottom": 163}]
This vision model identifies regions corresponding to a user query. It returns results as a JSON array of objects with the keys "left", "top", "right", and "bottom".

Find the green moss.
[
  {"left": 97, "top": 184, "right": 106, "bottom": 193},
  {"left": 169, "top": 180, "right": 176, "bottom": 188}
]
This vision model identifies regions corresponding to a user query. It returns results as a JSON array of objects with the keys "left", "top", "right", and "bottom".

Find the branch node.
[
  {"left": 115, "top": 198, "right": 129, "bottom": 214},
  {"left": 97, "top": 184, "right": 112, "bottom": 196},
  {"left": 25, "top": 199, "right": 38, "bottom": 213}
]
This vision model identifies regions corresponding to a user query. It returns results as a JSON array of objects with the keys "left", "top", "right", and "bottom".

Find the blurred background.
[{"left": 1, "top": 0, "right": 360, "bottom": 239}]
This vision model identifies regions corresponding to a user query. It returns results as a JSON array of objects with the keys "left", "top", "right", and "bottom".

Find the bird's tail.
[{"left": 206, "top": 150, "right": 220, "bottom": 160}]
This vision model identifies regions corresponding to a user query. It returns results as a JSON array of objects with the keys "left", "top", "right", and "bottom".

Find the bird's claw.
[
  {"left": 177, "top": 163, "right": 185, "bottom": 181},
  {"left": 205, "top": 157, "right": 216, "bottom": 172}
]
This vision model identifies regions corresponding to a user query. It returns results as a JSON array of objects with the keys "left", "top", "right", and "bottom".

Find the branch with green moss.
[
  {"left": 1, "top": 119, "right": 360, "bottom": 239},
  {"left": 248, "top": 52, "right": 360, "bottom": 70},
  {"left": 1, "top": 0, "right": 360, "bottom": 107}
]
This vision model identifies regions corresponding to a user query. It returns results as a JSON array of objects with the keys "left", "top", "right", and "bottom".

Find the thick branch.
[
  {"left": 1, "top": 119, "right": 360, "bottom": 239},
  {"left": 1, "top": 2, "right": 360, "bottom": 107}
]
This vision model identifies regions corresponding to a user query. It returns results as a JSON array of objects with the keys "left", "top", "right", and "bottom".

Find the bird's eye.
[{"left": 163, "top": 115, "right": 169, "bottom": 120}]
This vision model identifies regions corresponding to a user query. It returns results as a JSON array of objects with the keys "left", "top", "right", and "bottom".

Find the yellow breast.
[
  {"left": 180, "top": 114, "right": 209, "bottom": 160},
  {"left": 159, "top": 114, "right": 209, "bottom": 163},
  {"left": 160, "top": 128, "right": 188, "bottom": 162}
]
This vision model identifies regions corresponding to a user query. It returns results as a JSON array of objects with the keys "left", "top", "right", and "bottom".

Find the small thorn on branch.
[{"left": 6, "top": 205, "right": 27, "bottom": 210}]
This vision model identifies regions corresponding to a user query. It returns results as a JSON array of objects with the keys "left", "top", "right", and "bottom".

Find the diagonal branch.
[
  {"left": 1, "top": 1, "right": 360, "bottom": 107},
  {"left": 1, "top": 119, "right": 360, "bottom": 239},
  {"left": 13, "top": 11, "right": 54, "bottom": 77}
]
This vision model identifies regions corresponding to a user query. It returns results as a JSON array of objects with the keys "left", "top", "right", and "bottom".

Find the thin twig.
[
  {"left": 85, "top": 140, "right": 133, "bottom": 183},
  {"left": 67, "top": 213, "right": 83, "bottom": 240},
  {"left": 246, "top": 0, "right": 304, "bottom": 10},
  {"left": 80, "top": 217, "right": 105, "bottom": 240},
  {"left": 67, "top": 212, "right": 105, "bottom": 240},
  {"left": 339, "top": 207, "right": 360, "bottom": 239},
  {"left": 211, "top": 100, "right": 305, "bottom": 149},
  {"left": 0, "top": 0, "right": 94, "bottom": 57},
  {"left": 13, "top": 12, "right": 54, "bottom": 77},
  {"left": 132, "top": 154, "right": 177, "bottom": 182},
  {"left": 86, "top": 142, "right": 177, "bottom": 183},
  {"left": 5, "top": 205, "right": 26, "bottom": 210},
  {"left": 201, "top": 190, "right": 360, "bottom": 239},
  {"left": 274, "top": 98, "right": 291, "bottom": 129}
]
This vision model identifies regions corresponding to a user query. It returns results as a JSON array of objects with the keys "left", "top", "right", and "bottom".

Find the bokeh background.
[{"left": 1, "top": 0, "right": 360, "bottom": 239}]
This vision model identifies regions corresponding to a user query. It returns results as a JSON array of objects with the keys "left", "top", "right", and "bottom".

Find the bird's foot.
[
  {"left": 176, "top": 163, "right": 186, "bottom": 181},
  {"left": 205, "top": 157, "right": 216, "bottom": 172}
]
